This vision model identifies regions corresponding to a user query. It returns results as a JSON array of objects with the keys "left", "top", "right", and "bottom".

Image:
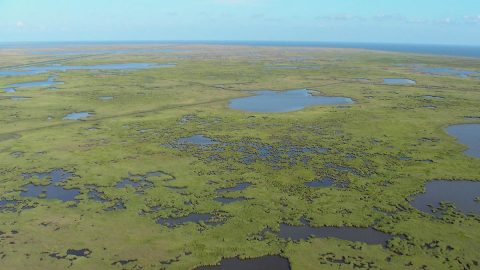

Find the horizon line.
[{"left": 1, "top": 40, "right": 480, "bottom": 47}]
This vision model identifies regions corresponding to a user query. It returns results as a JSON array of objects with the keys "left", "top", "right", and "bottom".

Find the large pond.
[
  {"left": 446, "top": 124, "right": 480, "bottom": 158},
  {"left": 0, "top": 63, "right": 175, "bottom": 77},
  {"left": 278, "top": 218, "right": 395, "bottom": 246},
  {"left": 195, "top": 256, "right": 290, "bottom": 270},
  {"left": 410, "top": 180, "right": 480, "bottom": 216},
  {"left": 4, "top": 75, "right": 63, "bottom": 92},
  {"left": 229, "top": 89, "right": 353, "bottom": 113}
]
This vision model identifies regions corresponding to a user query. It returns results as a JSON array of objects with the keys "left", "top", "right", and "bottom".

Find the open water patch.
[
  {"left": 410, "top": 180, "right": 480, "bottom": 217},
  {"left": 278, "top": 218, "right": 396, "bottom": 247},
  {"left": 195, "top": 256, "right": 291, "bottom": 270},
  {"left": 229, "top": 89, "right": 353, "bottom": 113},
  {"left": 383, "top": 78, "right": 416, "bottom": 85},
  {"left": 446, "top": 124, "right": 480, "bottom": 158}
]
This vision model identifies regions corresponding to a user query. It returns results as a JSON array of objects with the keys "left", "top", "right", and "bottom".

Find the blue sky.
[{"left": 1, "top": 0, "right": 479, "bottom": 44}]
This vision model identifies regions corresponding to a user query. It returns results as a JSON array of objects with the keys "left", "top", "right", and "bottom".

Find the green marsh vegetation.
[{"left": 0, "top": 45, "right": 479, "bottom": 269}]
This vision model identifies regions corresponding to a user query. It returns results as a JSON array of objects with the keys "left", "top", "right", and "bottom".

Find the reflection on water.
[
  {"left": 383, "top": 78, "right": 416, "bottom": 85},
  {"left": 410, "top": 180, "right": 480, "bottom": 216},
  {"left": 0, "top": 63, "right": 175, "bottom": 77},
  {"left": 230, "top": 89, "right": 353, "bottom": 113},
  {"left": 195, "top": 256, "right": 291, "bottom": 270},
  {"left": 446, "top": 124, "right": 480, "bottom": 158},
  {"left": 63, "top": 112, "right": 94, "bottom": 120}
]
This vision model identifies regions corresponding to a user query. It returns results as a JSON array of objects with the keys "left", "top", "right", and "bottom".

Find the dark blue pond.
[
  {"left": 410, "top": 180, "right": 480, "bottom": 216},
  {"left": 229, "top": 89, "right": 353, "bottom": 113},
  {"left": 446, "top": 124, "right": 480, "bottom": 158},
  {"left": 21, "top": 184, "right": 80, "bottom": 202},
  {"left": 20, "top": 169, "right": 79, "bottom": 202},
  {"left": 279, "top": 218, "right": 395, "bottom": 246},
  {"left": 195, "top": 256, "right": 290, "bottom": 270},
  {"left": 216, "top": 183, "right": 251, "bottom": 193}
]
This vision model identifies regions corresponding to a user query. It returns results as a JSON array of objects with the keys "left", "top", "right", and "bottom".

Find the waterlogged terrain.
[
  {"left": 0, "top": 44, "right": 479, "bottom": 270},
  {"left": 0, "top": 63, "right": 175, "bottom": 77},
  {"left": 196, "top": 256, "right": 291, "bottom": 270},
  {"left": 415, "top": 66, "right": 480, "bottom": 78}
]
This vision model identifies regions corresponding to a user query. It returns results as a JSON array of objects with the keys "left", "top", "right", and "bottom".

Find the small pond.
[
  {"left": 383, "top": 78, "right": 416, "bottom": 85},
  {"left": 229, "top": 89, "right": 353, "bottom": 113},
  {"left": 446, "top": 124, "right": 480, "bottom": 158},
  {"left": 177, "top": 135, "right": 218, "bottom": 145},
  {"left": 63, "top": 112, "right": 94, "bottom": 120},
  {"left": 304, "top": 178, "right": 335, "bottom": 188},
  {"left": 410, "top": 180, "right": 480, "bottom": 216},
  {"left": 20, "top": 169, "right": 79, "bottom": 202},
  {"left": 114, "top": 172, "right": 160, "bottom": 194},
  {"left": 216, "top": 183, "right": 251, "bottom": 193},
  {"left": 9, "top": 96, "right": 32, "bottom": 101},
  {"left": 195, "top": 256, "right": 290, "bottom": 270},
  {"left": 215, "top": 197, "right": 246, "bottom": 204},
  {"left": 5, "top": 75, "right": 63, "bottom": 90},
  {"left": 0, "top": 199, "right": 18, "bottom": 212},
  {"left": 3, "top": 88, "right": 16, "bottom": 93}
]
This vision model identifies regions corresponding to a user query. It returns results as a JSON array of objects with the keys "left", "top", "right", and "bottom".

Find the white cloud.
[
  {"left": 441, "top": 17, "right": 453, "bottom": 24},
  {"left": 464, "top": 15, "right": 480, "bottom": 23},
  {"left": 16, "top": 21, "right": 24, "bottom": 28}
]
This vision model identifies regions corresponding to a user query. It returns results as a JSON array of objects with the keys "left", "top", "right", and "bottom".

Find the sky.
[{"left": 1, "top": 0, "right": 480, "bottom": 45}]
